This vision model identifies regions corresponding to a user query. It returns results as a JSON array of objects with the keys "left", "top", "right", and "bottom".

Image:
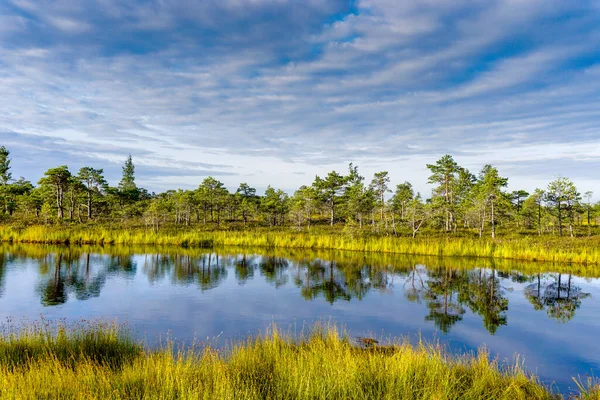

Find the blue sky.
[{"left": 1, "top": 0, "right": 599, "bottom": 197}]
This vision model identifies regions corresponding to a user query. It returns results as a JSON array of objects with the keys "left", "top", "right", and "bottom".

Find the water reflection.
[
  {"left": 525, "top": 273, "right": 591, "bottom": 322},
  {"left": 460, "top": 269, "right": 509, "bottom": 334},
  {"left": 234, "top": 254, "right": 256, "bottom": 285},
  {"left": 0, "top": 252, "right": 7, "bottom": 298},
  {"left": 143, "top": 253, "right": 229, "bottom": 291},
  {"left": 37, "top": 253, "right": 108, "bottom": 306},
  {"left": 424, "top": 268, "right": 466, "bottom": 333},
  {"left": 2, "top": 244, "right": 599, "bottom": 393},
  {"left": 1, "top": 244, "right": 593, "bottom": 334}
]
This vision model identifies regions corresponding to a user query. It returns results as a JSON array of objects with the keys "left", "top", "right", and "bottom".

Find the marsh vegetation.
[
  {"left": 1, "top": 320, "right": 597, "bottom": 399},
  {"left": 1, "top": 244, "right": 600, "bottom": 394}
]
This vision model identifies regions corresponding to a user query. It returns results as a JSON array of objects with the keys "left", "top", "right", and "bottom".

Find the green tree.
[
  {"left": 291, "top": 185, "right": 317, "bottom": 228},
  {"left": 2, "top": 177, "right": 33, "bottom": 215},
  {"left": 509, "top": 190, "right": 530, "bottom": 229},
  {"left": 390, "top": 182, "right": 414, "bottom": 220},
  {"left": 38, "top": 166, "right": 72, "bottom": 219},
  {"left": 406, "top": 193, "right": 428, "bottom": 238},
  {"left": 77, "top": 167, "right": 107, "bottom": 219},
  {"left": 65, "top": 177, "right": 86, "bottom": 220},
  {"left": 172, "top": 189, "right": 196, "bottom": 226},
  {"left": 511, "top": 190, "right": 529, "bottom": 213},
  {"left": 426, "top": 155, "right": 460, "bottom": 232},
  {"left": 236, "top": 183, "right": 257, "bottom": 227},
  {"left": 369, "top": 171, "right": 391, "bottom": 223},
  {"left": 19, "top": 186, "right": 44, "bottom": 219},
  {"left": 545, "top": 177, "right": 580, "bottom": 237},
  {"left": 118, "top": 155, "right": 139, "bottom": 202},
  {"left": 475, "top": 165, "right": 508, "bottom": 239},
  {"left": 0, "top": 146, "right": 13, "bottom": 214},
  {"left": 197, "top": 177, "right": 229, "bottom": 225},
  {"left": 346, "top": 182, "right": 377, "bottom": 230},
  {"left": 343, "top": 164, "right": 373, "bottom": 229},
  {"left": 313, "top": 171, "right": 347, "bottom": 226},
  {"left": 522, "top": 189, "right": 546, "bottom": 234},
  {"left": 144, "top": 191, "right": 175, "bottom": 232},
  {"left": 0, "top": 146, "right": 12, "bottom": 185},
  {"left": 261, "top": 186, "right": 289, "bottom": 226}
]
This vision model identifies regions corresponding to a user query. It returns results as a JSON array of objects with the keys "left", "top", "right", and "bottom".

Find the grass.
[
  {"left": 5, "top": 241, "right": 600, "bottom": 278},
  {"left": 2, "top": 224, "right": 600, "bottom": 265},
  {"left": 0, "top": 319, "right": 140, "bottom": 371},
  {"left": 1, "top": 321, "right": 597, "bottom": 399}
]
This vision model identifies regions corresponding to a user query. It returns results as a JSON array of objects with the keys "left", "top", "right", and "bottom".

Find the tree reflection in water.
[
  {"left": 234, "top": 254, "right": 256, "bottom": 285},
  {"left": 0, "top": 251, "right": 7, "bottom": 298},
  {"left": 424, "top": 267, "right": 466, "bottom": 333},
  {"left": 37, "top": 252, "right": 108, "bottom": 306},
  {"left": 259, "top": 256, "right": 289, "bottom": 288},
  {"left": 459, "top": 268, "right": 508, "bottom": 335},
  {"left": 0, "top": 246, "right": 592, "bottom": 333},
  {"left": 525, "top": 273, "right": 590, "bottom": 322},
  {"left": 296, "top": 259, "right": 351, "bottom": 304}
]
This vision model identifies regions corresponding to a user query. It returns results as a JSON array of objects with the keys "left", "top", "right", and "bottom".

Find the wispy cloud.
[{"left": 0, "top": 0, "right": 599, "bottom": 196}]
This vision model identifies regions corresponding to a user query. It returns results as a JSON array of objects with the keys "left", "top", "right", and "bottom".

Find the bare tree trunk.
[
  {"left": 87, "top": 190, "right": 92, "bottom": 219},
  {"left": 479, "top": 215, "right": 484, "bottom": 239},
  {"left": 538, "top": 202, "right": 542, "bottom": 236},
  {"left": 491, "top": 200, "right": 495, "bottom": 239},
  {"left": 56, "top": 186, "right": 64, "bottom": 219},
  {"left": 569, "top": 214, "right": 574, "bottom": 238},
  {"left": 330, "top": 204, "right": 334, "bottom": 226},
  {"left": 557, "top": 202, "right": 563, "bottom": 237}
]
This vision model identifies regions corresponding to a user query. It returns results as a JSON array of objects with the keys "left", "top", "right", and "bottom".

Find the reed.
[
  {"left": 2, "top": 225, "right": 600, "bottom": 265},
  {"left": 0, "top": 319, "right": 140, "bottom": 370},
  {"left": 1, "top": 321, "right": 595, "bottom": 399},
  {"left": 5, "top": 241, "right": 600, "bottom": 278}
]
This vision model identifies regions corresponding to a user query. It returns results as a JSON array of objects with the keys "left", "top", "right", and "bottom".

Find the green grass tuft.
[{"left": 0, "top": 321, "right": 598, "bottom": 399}]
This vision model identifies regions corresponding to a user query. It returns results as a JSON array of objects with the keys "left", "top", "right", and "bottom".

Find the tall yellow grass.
[
  {"left": 1, "top": 321, "right": 595, "bottom": 399},
  {"left": 2, "top": 225, "right": 600, "bottom": 265},
  {"left": 4, "top": 241, "right": 600, "bottom": 277}
]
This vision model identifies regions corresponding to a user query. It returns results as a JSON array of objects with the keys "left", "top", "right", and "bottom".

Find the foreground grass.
[
  {"left": 1, "top": 321, "right": 598, "bottom": 400},
  {"left": 2, "top": 224, "right": 600, "bottom": 265}
]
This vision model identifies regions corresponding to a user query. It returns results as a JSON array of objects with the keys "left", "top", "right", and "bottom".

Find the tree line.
[{"left": 0, "top": 145, "right": 597, "bottom": 237}]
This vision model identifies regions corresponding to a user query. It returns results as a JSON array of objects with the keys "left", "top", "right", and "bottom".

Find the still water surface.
[{"left": 1, "top": 244, "right": 599, "bottom": 393}]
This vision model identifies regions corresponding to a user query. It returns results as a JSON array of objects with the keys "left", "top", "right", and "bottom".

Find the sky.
[{"left": 1, "top": 0, "right": 599, "bottom": 197}]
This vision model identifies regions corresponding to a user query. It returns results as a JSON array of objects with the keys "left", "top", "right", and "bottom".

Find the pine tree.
[
  {"left": 0, "top": 146, "right": 12, "bottom": 185},
  {"left": 119, "top": 155, "right": 137, "bottom": 192},
  {"left": 118, "top": 155, "right": 140, "bottom": 203}
]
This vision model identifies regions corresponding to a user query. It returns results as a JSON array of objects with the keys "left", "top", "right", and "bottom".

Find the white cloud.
[{"left": 0, "top": 0, "right": 599, "bottom": 197}]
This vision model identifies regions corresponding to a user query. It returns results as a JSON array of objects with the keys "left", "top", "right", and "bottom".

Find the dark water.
[{"left": 1, "top": 244, "right": 599, "bottom": 393}]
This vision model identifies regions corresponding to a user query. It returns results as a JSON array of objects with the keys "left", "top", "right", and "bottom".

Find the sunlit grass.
[
  {"left": 2, "top": 224, "right": 600, "bottom": 265},
  {"left": 0, "top": 319, "right": 140, "bottom": 370},
  {"left": 1, "top": 321, "right": 595, "bottom": 399}
]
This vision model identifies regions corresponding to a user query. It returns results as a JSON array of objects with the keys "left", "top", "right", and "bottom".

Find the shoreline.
[
  {"left": 1, "top": 225, "right": 600, "bottom": 266},
  {"left": 0, "top": 321, "right": 592, "bottom": 399}
]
